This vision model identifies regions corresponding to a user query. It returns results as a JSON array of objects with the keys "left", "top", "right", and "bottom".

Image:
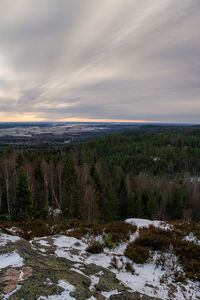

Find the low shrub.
[
  {"left": 53, "top": 219, "right": 103, "bottom": 238},
  {"left": 1, "top": 219, "right": 53, "bottom": 240},
  {"left": 135, "top": 225, "right": 174, "bottom": 251},
  {"left": 155, "top": 253, "right": 167, "bottom": 269},
  {"left": 104, "top": 221, "right": 137, "bottom": 243},
  {"left": 86, "top": 241, "right": 104, "bottom": 254},
  {"left": 21, "top": 220, "right": 52, "bottom": 240},
  {"left": 173, "top": 240, "right": 200, "bottom": 281},
  {"left": 173, "top": 271, "right": 186, "bottom": 284},
  {"left": 125, "top": 243, "right": 150, "bottom": 264},
  {"left": 125, "top": 262, "right": 135, "bottom": 274},
  {"left": 132, "top": 224, "right": 200, "bottom": 281},
  {"left": 172, "top": 221, "right": 200, "bottom": 240},
  {"left": 67, "top": 227, "right": 89, "bottom": 239},
  {"left": 174, "top": 240, "right": 200, "bottom": 261},
  {"left": 110, "top": 256, "right": 118, "bottom": 269}
]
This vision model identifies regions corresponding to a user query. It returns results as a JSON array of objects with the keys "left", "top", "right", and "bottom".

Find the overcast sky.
[{"left": 0, "top": 0, "right": 199, "bottom": 123}]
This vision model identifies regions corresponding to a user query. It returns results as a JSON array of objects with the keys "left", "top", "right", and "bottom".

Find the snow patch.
[
  {"left": 89, "top": 275, "right": 99, "bottom": 291},
  {"left": 31, "top": 237, "right": 51, "bottom": 247},
  {"left": 38, "top": 240, "right": 50, "bottom": 247},
  {"left": 125, "top": 218, "right": 172, "bottom": 230},
  {"left": 85, "top": 253, "right": 111, "bottom": 269},
  {"left": 38, "top": 280, "right": 76, "bottom": 300},
  {"left": 39, "top": 248, "right": 46, "bottom": 253},
  {"left": 184, "top": 232, "right": 200, "bottom": 245},
  {"left": 101, "top": 289, "right": 120, "bottom": 297},
  {"left": 0, "top": 252, "right": 23, "bottom": 269},
  {"left": 0, "top": 234, "right": 20, "bottom": 247},
  {"left": 53, "top": 235, "right": 87, "bottom": 250},
  {"left": 55, "top": 248, "right": 82, "bottom": 263}
]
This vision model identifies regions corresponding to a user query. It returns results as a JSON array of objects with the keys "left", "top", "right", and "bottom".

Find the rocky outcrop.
[{"left": 0, "top": 233, "right": 161, "bottom": 300}]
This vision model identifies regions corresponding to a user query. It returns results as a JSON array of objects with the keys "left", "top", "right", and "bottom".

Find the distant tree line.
[{"left": 0, "top": 129, "right": 200, "bottom": 222}]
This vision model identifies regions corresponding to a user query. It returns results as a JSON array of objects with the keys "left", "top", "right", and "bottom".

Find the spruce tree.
[
  {"left": 14, "top": 166, "right": 32, "bottom": 220},
  {"left": 146, "top": 191, "right": 159, "bottom": 219},
  {"left": 32, "top": 191, "right": 49, "bottom": 220},
  {"left": 32, "top": 162, "right": 49, "bottom": 220},
  {"left": 133, "top": 195, "right": 144, "bottom": 218},
  {"left": 62, "top": 155, "right": 81, "bottom": 218},
  {"left": 168, "top": 185, "right": 184, "bottom": 220}
]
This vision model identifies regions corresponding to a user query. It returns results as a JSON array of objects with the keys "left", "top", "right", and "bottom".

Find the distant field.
[{"left": 0, "top": 122, "right": 198, "bottom": 149}]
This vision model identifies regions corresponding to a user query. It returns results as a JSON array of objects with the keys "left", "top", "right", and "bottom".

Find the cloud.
[{"left": 0, "top": 0, "right": 199, "bottom": 123}]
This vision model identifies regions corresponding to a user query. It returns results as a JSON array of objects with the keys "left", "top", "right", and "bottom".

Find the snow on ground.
[
  {"left": 0, "top": 234, "right": 20, "bottom": 247},
  {"left": 0, "top": 252, "right": 23, "bottom": 269},
  {"left": 50, "top": 218, "right": 200, "bottom": 300},
  {"left": 116, "top": 254, "right": 170, "bottom": 299},
  {"left": 184, "top": 232, "right": 200, "bottom": 245},
  {"left": 38, "top": 280, "right": 76, "bottom": 300},
  {"left": 1, "top": 218, "right": 200, "bottom": 300},
  {"left": 43, "top": 278, "right": 53, "bottom": 286},
  {"left": 85, "top": 252, "right": 111, "bottom": 269},
  {"left": 54, "top": 235, "right": 89, "bottom": 262},
  {"left": 53, "top": 235, "right": 87, "bottom": 250},
  {"left": 101, "top": 289, "right": 120, "bottom": 297},
  {"left": 38, "top": 240, "right": 50, "bottom": 247},
  {"left": 125, "top": 218, "right": 172, "bottom": 230},
  {"left": 89, "top": 274, "right": 100, "bottom": 291},
  {"left": 31, "top": 237, "right": 51, "bottom": 247},
  {"left": 6, "top": 227, "right": 22, "bottom": 234},
  {"left": 70, "top": 267, "right": 86, "bottom": 277},
  {"left": 55, "top": 248, "right": 83, "bottom": 263},
  {"left": 39, "top": 248, "right": 46, "bottom": 253}
]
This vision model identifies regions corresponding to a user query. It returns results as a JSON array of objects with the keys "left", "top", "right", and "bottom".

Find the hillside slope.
[{"left": 0, "top": 219, "right": 200, "bottom": 299}]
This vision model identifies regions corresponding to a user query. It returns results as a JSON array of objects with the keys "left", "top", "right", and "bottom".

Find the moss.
[
  {"left": 0, "top": 233, "right": 130, "bottom": 299},
  {"left": 96, "top": 271, "right": 125, "bottom": 292},
  {"left": 103, "top": 234, "right": 115, "bottom": 249},
  {"left": 110, "top": 291, "right": 161, "bottom": 299},
  {"left": 0, "top": 236, "right": 92, "bottom": 300}
]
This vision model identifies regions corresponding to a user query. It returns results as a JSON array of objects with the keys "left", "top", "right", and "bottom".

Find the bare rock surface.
[{"left": 0, "top": 232, "right": 160, "bottom": 300}]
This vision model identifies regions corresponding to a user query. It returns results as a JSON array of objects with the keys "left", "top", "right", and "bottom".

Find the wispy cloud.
[{"left": 0, "top": 0, "right": 199, "bottom": 122}]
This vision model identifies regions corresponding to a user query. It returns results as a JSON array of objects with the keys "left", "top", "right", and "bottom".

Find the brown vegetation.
[
  {"left": 125, "top": 244, "right": 150, "bottom": 264},
  {"left": 86, "top": 241, "right": 104, "bottom": 254},
  {"left": 125, "top": 223, "right": 200, "bottom": 281},
  {"left": 104, "top": 221, "right": 137, "bottom": 243}
]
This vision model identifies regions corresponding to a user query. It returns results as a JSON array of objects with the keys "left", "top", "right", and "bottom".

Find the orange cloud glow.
[{"left": 58, "top": 118, "right": 157, "bottom": 123}]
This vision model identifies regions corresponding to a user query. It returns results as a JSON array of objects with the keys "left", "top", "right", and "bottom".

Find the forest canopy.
[{"left": 0, "top": 127, "right": 199, "bottom": 223}]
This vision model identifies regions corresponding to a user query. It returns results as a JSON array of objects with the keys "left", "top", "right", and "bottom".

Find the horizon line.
[{"left": 0, "top": 118, "right": 199, "bottom": 125}]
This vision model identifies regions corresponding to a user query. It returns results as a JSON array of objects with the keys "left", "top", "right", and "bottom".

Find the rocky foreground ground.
[{"left": 0, "top": 219, "right": 200, "bottom": 300}]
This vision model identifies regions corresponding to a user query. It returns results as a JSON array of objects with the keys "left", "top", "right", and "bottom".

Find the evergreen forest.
[{"left": 0, "top": 127, "right": 200, "bottom": 223}]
